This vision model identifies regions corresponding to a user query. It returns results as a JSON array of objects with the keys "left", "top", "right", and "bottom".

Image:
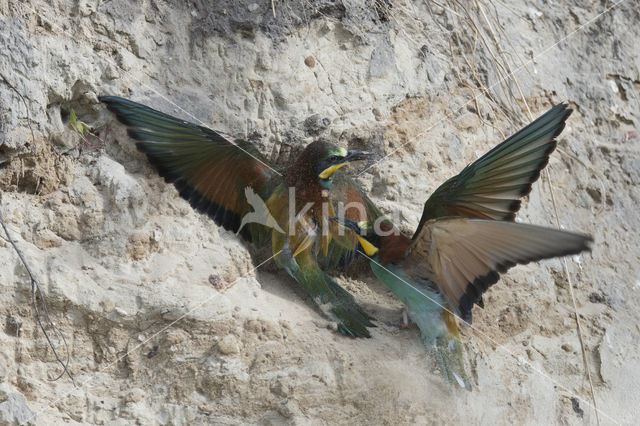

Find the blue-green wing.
[
  {"left": 414, "top": 103, "right": 573, "bottom": 238},
  {"left": 101, "top": 96, "right": 281, "bottom": 245}
]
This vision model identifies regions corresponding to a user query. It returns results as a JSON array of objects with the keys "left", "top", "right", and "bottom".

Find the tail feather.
[
  {"left": 408, "top": 295, "right": 472, "bottom": 390},
  {"left": 277, "top": 240, "right": 375, "bottom": 338},
  {"left": 370, "top": 262, "right": 471, "bottom": 388},
  {"left": 433, "top": 333, "right": 472, "bottom": 391}
]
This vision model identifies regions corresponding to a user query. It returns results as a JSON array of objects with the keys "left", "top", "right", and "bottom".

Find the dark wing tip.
[
  {"left": 158, "top": 176, "right": 252, "bottom": 242},
  {"left": 549, "top": 102, "right": 573, "bottom": 139},
  {"left": 457, "top": 267, "right": 506, "bottom": 324},
  {"left": 498, "top": 103, "right": 573, "bottom": 218},
  {"left": 585, "top": 234, "right": 594, "bottom": 246},
  {"left": 504, "top": 201, "right": 521, "bottom": 221},
  {"left": 99, "top": 96, "right": 121, "bottom": 114},
  {"left": 457, "top": 229, "right": 592, "bottom": 323},
  {"left": 504, "top": 103, "right": 572, "bottom": 209}
]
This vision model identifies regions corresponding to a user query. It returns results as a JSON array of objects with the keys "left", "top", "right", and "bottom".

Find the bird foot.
[
  {"left": 382, "top": 310, "right": 413, "bottom": 330},
  {"left": 400, "top": 309, "right": 412, "bottom": 329}
]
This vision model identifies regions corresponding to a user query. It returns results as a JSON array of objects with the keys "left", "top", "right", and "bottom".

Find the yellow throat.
[{"left": 318, "top": 163, "right": 347, "bottom": 179}]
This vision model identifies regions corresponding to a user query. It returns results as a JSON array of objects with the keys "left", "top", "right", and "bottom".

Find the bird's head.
[
  {"left": 329, "top": 216, "right": 381, "bottom": 257},
  {"left": 290, "top": 141, "right": 372, "bottom": 189}
]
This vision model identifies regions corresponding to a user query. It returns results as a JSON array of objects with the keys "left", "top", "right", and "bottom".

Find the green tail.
[
  {"left": 410, "top": 302, "right": 471, "bottom": 391},
  {"left": 276, "top": 241, "right": 375, "bottom": 338},
  {"left": 370, "top": 259, "right": 471, "bottom": 389},
  {"left": 432, "top": 332, "right": 471, "bottom": 391}
]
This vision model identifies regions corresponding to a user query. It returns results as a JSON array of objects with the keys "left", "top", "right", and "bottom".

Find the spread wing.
[
  {"left": 100, "top": 96, "right": 281, "bottom": 245},
  {"left": 414, "top": 103, "right": 573, "bottom": 238},
  {"left": 402, "top": 218, "right": 592, "bottom": 323}
]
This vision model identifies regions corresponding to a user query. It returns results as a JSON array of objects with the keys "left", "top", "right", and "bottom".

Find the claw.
[{"left": 401, "top": 309, "right": 411, "bottom": 329}]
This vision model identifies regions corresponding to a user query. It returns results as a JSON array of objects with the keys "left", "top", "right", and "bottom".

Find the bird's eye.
[{"left": 329, "top": 155, "right": 340, "bottom": 162}]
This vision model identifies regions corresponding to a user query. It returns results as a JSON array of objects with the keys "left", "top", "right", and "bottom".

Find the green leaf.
[
  {"left": 68, "top": 108, "right": 77, "bottom": 128},
  {"left": 68, "top": 108, "right": 89, "bottom": 136}
]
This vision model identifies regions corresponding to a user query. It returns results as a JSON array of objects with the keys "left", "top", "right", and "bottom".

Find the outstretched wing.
[
  {"left": 414, "top": 103, "right": 573, "bottom": 238},
  {"left": 101, "top": 96, "right": 281, "bottom": 244},
  {"left": 403, "top": 218, "right": 592, "bottom": 323}
]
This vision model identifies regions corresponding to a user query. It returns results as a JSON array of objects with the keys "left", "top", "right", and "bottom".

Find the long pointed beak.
[
  {"left": 329, "top": 216, "right": 379, "bottom": 257},
  {"left": 343, "top": 150, "right": 373, "bottom": 163},
  {"left": 329, "top": 216, "right": 361, "bottom": 233}
]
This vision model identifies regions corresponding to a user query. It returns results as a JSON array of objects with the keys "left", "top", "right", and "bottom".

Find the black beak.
[
  {"left": 343, "top": 150, "right": 373, "bottom": 163},
  {"left": 329, "top": 216, "right": 361, "bottom": 233}
]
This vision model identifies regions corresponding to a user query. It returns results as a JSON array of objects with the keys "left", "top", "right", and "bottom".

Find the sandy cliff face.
[{"left": 0, "top": 1, "right": 639, "bottom": 424}]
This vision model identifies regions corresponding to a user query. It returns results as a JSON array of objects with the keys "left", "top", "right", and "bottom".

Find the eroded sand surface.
[{"left": 0, "top": 1, "right": 639, "bottom": 424}]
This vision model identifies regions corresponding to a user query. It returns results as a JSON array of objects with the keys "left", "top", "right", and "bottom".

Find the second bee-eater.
[{"left": 331, "top": 103, "right": 593, "bottom": 388}]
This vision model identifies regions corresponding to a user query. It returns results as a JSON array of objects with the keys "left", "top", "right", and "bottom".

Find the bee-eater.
[
  {"left": 331, "top": 103, "right": 593, "bottom": 388},
  {"left": 100, "top": 96, "right": 376, "bottom": 337}
]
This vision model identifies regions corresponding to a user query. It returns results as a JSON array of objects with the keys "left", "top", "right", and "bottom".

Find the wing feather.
[
  {"left": 403, "top": 218, "right": 592, "bottom": 323},
  {"left": 101, "top": 96, "right": 280, "bottom": 244},
  {"left": 414, "top": 103, "right": 573, "bottom": 236}
]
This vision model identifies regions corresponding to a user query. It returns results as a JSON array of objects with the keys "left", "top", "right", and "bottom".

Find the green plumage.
[
  {"left": 101, "top": 96, "right": 376, "bottom": 337},
  {"left": 414, "top": 103, "right": 572, "bottom": 237},
  {"left": 369, "top": 258, "right": 472, "bottom": 390},
  {"left": 331, "top": 103, "right": 588, "bottom": 390}
]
